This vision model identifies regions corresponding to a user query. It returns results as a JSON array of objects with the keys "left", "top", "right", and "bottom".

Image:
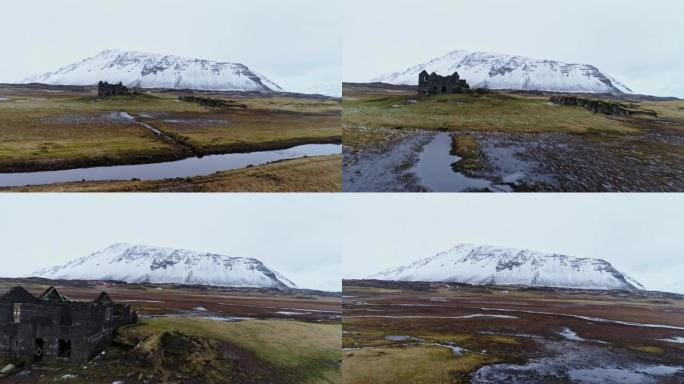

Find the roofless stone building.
[
  {"left": 418, "top": 70, "right": 470, "bottom": 94},
  {"left": 97, "top": 81, "right": 129, "bottom": 97},
  {"left": 0, "top": 286, "right": 136, "bottom": 363}
]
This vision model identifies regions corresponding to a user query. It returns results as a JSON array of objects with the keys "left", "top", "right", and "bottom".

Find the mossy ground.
[
  {"left": 0, "top": 89, "right": 341, "bottom": 173},
  {"left": 343, "top": 90, "right": 642, "bottom": 135},
  {"left": 342, "top": 317, "right": 534, "bottom": 384},
  {"left": 6, "top": 317, "right": 341, "bottom": 384},
  {"left": 342, "top": 281, "right": 684, "bottom": 383}
]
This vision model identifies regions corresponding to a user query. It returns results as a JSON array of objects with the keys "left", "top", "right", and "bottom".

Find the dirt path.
[{"left": 118, "top": 111, "right": 199, "bottom": 155}]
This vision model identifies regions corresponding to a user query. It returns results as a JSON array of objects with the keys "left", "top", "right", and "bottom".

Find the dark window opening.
[
  {"left": 58, "top": 339, "right": 71, "bottom": 357},
  {"left": 34, "top": 338, "right": 44, "bottom": 361},
  {"left": 12, "top": 303, "right": 21, "bottom": 323},
  {"left": 441, "top": 86, "right": 447, "bottom": 93}
]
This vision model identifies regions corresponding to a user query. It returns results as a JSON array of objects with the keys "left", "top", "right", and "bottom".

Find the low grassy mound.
[{"left": 2, "top": 317, "right": 340, "bottom": 384}]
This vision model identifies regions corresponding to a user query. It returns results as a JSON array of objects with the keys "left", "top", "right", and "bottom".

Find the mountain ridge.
[
  {"left": 21, "top": 49, "right": 282, "bottom": 92},
  {"left": 369, "top": 244, "right": 644, "bottom": 290},
  {"left": 372, "top": 50, "right": 631, "bottom": 94},
  {"left": 32, "top": 243, "right": 297, "bottom": 289}
]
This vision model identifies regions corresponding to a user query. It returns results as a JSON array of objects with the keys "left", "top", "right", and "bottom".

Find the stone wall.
[
  {"left": 549, "top": 96, "right": 657, "bottom": 117},
  {"left": 0, "top": 287, "right": 136, "bottom": 363},
  {"left": 418, "top": 70, "right": 470, "bottom": 94},
  {"left": 97, "top": 81, "right": 129, "bottom": 97},
  {"left": 178, "top": 96, "right": 247, "bottom": 108}
]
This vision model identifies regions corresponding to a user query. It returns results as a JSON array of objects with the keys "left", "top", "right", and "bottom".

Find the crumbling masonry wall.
[
  {"left": 418, "top": 70, "right": 470, "bottom": 94},
  {"left": 98, "top": 81, "right": 129, "bottom": 97}
]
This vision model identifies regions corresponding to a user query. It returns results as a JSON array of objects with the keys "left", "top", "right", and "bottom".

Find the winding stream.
[{"left": 0, "top": 143, "right": 341, "bottom": 187}]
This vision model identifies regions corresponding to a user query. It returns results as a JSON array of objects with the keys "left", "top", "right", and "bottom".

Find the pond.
[
  {"left": 0, "top": 143, "right": 341, "bottom": 187},
  {"left": 412, "top": 132, "right": 511, "bottom": 192}
]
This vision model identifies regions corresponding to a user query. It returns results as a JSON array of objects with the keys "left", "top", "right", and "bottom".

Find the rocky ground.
[
  {"left": 342, "top": 126, "right": 684, "bottom": 192},
  {"left": 342, "top": 84, "right": 684, "bottom": 192}
]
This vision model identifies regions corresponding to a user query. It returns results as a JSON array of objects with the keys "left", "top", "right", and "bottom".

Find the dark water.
[
  {"left": 413, "top": 132, "right": 510, "bottom": 192},
  {"left": 0, "top": 144, "right": 341, "bottom": 187}
]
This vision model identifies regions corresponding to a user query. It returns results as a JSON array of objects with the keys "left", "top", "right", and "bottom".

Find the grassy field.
[
  {"left": 142, "top": 110, "right": 339, "bottom": 155},
  {"left": 2, "top": 154, "right": 342, "bottom": 192},
  {"left": 1, "top": 318, "right": 340, "bottom": 384},
  {"left": 116, "top": 317, "right": 342, "bottom": 384},
  {"left": 342, "top": 84, "right": 684, "bottom": 192},
  {"left": 343, "top": 345, "right": 497, "bottom": 384},
  {"left": 0, "top": 278, "right": 341, "bottom": 383},
  {"left": 342, "top": 280, "right": 684, "bottom": 383},
  {"left": 343, "top": 89, "right": 649, "bottom": 135},
  {"left": 0, "top": 86, "right": 341, "bottom": 173}
]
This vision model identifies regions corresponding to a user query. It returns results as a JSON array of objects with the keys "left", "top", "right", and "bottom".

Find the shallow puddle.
[
  {"left": 432, "top": 342, "right": 465, "bottom": 356},
  {"left": 0, "top": 143, "right": 341, "bottom": 187},
  {"left": 412, "top": 132, "right": 504, "bottom": 191},
  {"left": 471, "top": 340, "right": 684, "bottom": 384},
  {"left": 385, "top": 335, "right": 419, "bottom": 342}
]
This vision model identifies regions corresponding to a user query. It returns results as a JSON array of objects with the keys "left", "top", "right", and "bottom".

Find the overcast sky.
[
  {"left": 0, "top": 0, "right": 340, "bottom": 96},
  {"left": 342, "top": 194, "right": 684, "bottom": 294},
  {"left": 344, "top": 0, "right": 684, "bottom": 97},
  {"left": 0, "top": 194, "right": 342, "bottom": 291}
]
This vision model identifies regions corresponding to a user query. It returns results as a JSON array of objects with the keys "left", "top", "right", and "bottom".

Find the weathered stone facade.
[
  {"left": 549, "top": 96, "right": 657, "bottom": 117},
  {"left": 0, "top": 286, "right": 136, "bottom": 363},
  {"left": 97, "top": 81, "right": 129, "bottom": 97},
  {"left": 418, "top": 70, "right": 470, "bottom": 94}
]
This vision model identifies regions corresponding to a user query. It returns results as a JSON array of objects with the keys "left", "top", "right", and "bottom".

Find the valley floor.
[
  {"left": 0, "top": 279, "right": 342, "bottom": 384},
  {"left": 342, "top": 280, "right": 684, "bottom": 384},
  {"left": 342, "top": 83, "right": 684, "bottom": 192},
  {"left": 0, "top": 84, "right": 341, "bottom": 192}
]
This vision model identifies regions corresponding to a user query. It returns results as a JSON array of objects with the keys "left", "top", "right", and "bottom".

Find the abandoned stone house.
[
  {"left": 97, "top": 81, "right": 129, "bottom": 97},
  {"left": 0, "top": 286, "right": 136, "bottom": 363},
  {"left": 418, "top": 70, "right": 470, "bottom": 94}
]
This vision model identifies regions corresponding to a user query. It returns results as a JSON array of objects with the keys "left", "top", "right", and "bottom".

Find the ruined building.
[
  {"left": 0, "top": 286, "right": 136, "bottom": 363},
  {"left": 418, "top": 70, "right": 470, "bottom": 94},
  {"left": 97, "top": 81, "right": 129, "bottom": 97}
]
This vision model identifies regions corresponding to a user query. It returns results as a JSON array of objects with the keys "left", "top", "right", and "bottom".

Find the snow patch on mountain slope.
[
  {"left": 369, "top": 244, "right": 644, "bottom": 290},
  {"left": 373, "top": 50, "right": 632, "bottom": 94},
  {"left": 22, "top": 49, "right": 282, "bottom": 92},
  {"left": 32, "top": 243, "right": 297, "bottom": 289}
]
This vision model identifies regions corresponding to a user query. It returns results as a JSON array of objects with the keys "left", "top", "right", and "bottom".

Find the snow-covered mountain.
[
  {"left": 369, "top": 244, "right": 644, "bottom": 290},
  {"left": 373, "top": 50, "right": 632, "bottom": 94},
  {"left": 22, "top": 49, "right": 282, "bottom": 92},
  {"left": 32, "top": 243, "right": 297, "bottom": 289}
]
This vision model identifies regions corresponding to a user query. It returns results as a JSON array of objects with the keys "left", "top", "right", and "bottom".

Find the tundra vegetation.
[
  {"left": 342, "top": 280, "right": 684, "bottom": 384},
  {"left": 0, "top": 278, "right": 342, "bottom": 384},
  {"left": 342, "top": 83, "right": 684, "bottom": 192},
  {"left": 0, "top": 85, "right": 341, "bottom": 191}
]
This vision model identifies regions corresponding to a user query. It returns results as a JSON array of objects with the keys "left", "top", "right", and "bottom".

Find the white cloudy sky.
[
  {"left": 344, "top": 0, "right": 684, "bottom": 97},
  {"left": 0, "top": 0, "right": 340, "bottom": 96},
  {"left": 342, "top": 194, "right": 684, "bottom": 294},
  {"left": 0, "top": 194, "right": 342, "bottom": 291}
]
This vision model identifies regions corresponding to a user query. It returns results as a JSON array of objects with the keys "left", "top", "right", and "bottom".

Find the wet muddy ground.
[
  {"left": 342, "top": 126, "right": 684, "bottom": 192},
  {"left": 342, "top": 280, "right": 684, "bottom": 383}
]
